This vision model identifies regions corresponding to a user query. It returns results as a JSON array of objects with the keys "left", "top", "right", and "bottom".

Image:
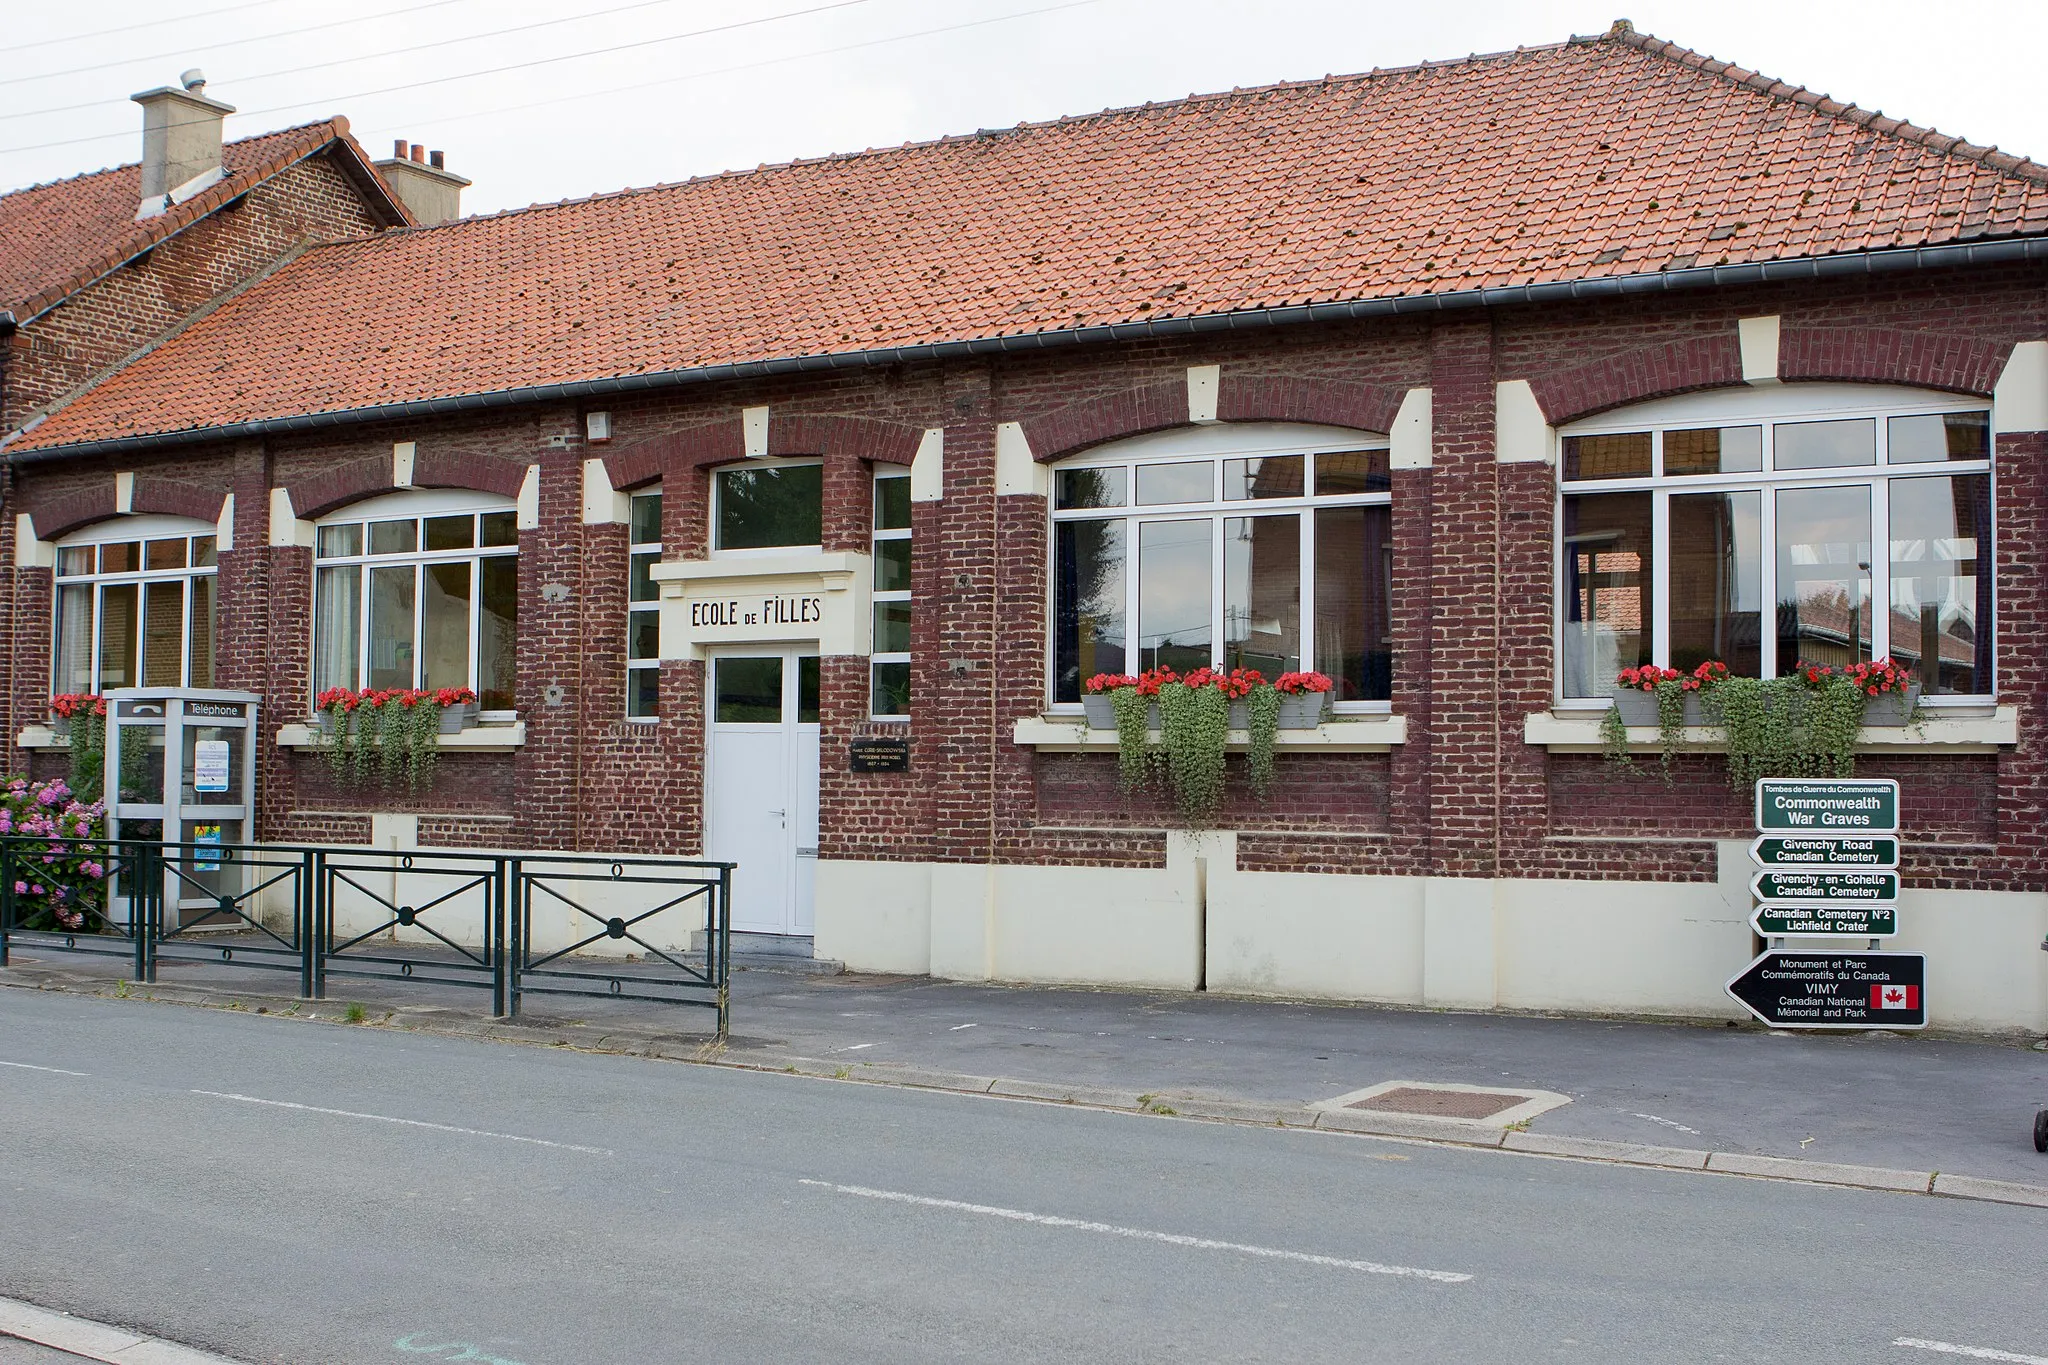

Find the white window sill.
[
  {"left": 1014, "top": 714, "right": 1406, "bottom": 753},
  {"left": 1523, "top": 705, "right": 2018, "bottom": 755},
  {"left": 17, "top": 725, "right": 70, "bottom": 752},
  {"left": 274, "top": 722, "right": 527, "bottom": 752}
]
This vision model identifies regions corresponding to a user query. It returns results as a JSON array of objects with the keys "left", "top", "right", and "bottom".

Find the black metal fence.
[{"left": 0, "top": 837, "right": 733, "bottom": 1035}]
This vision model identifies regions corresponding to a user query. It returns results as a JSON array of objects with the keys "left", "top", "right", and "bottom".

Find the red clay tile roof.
[
  {"left": 0, "top": 117, "right": 410, "bottom": 321},
  {"left": 14, "top": 25, "right": 2048, "bottom": 453}
]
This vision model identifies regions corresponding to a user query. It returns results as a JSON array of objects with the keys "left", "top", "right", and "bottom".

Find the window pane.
[
  {"left": 1312, "top": 505, "right": 1393, "bottom": 702},
  {"left": 627, "top": 666, "right": 660, "bottom": 719},
  {"left": 1776, "top": 486, "right": 1872, "bottom": 671},
  {"left": 1055, "top": 467, "right": 1126, "bottom": 510},
  {"left": 871, "top": 661, "right": 911, "bottom": 717},
  {"left": 874, "top": 475, "right": 911, "bottom": 531},
  {"left": 54, "top": 584, "right": 92, "bottom": 694},
  {"left": 873, "top": 601, "right": 911, "bottom": 654},
  {"left": 629, "top": 551, "right": 660, "bottom": 603},
  {"left": 874, "top": 538, "right": 910, "bottom": 593},
  {"left": 421, "top": 561, "right": 472, "bottom": 693},
  {"left": 100, "top": 542, "right": 138, "bottom": 574},
  {"left": 142, "top": 580, "right": 184, "bottom": 687},
  {"left": 798, "top": 655, "right": 820, "bottom": 723},
  {"left": 188, "top": 574, "right": 214, "bottom": 689},
  {"left": 1223, "top": 455, "right": 1304, "bottom": 500},
  {"left": 1889, "top": 412, "right": 1990, "bottom": 465},
  {"left": 1775, "top": 418, "right": 1875, "bottom": 470},
  {"left": 1224, "top": 514, "right": 1300, "bottom": 677},
  {"left": 1138, "top": 519, "right": 1212, "bottom": 673},
  {"left": 630, "top": 492, "right": 663, "bottom": 545},
  {"left": 98, "top": 583, "right": 138, "bottom": 689},
  {"left": 479, "top": 511, "right": 519, "bottom": 547},
  {"left": 145, "top": 538, "right": 187, "bottom": 571},
  {"left": 57, "top": 546, "right": 92, "bottom": 577},
  {"left": 716, "top": 464, "right": 822, "bottom": 550},
  {"left": 423, "top": 515, "right": 474, "bottom": 552},
  {"left": 313, "top": 566, "right": 360, "bottom": 695},
  {"left": 628, "top": 610, "right": 660, "bottom": 661},
  {"left": 715, "top": 657, "right": 782, "bottom": 723},
  {"left": 1669, "top": 492, "right": 1762, "bottom": 677},
  {"left": 1135, "top": 461, "right": 1212, "bottom": 505},
  {"left": 1562, "top": 433, "right": 1651, "bottom": 481},
  {"left": 1889, "top": 474, "right": 1991, "bottom": 695},
  {"left": 1664, "top": 426, "right": 1762, "bottom": 476},
  {"left": 367, "top": 565, "right": 417, "bottom": 689},
  {"left": 1053, "top": 520, "right": 1126, "bottom": 703},
  {"left": 369, "top": 519, "right": 418, "bottom": 555},
  {"left": 191, "top": 536, "right": 217, "bottom": 568},
  {"left": 317, "top": 524, "right": 361, "bottom": 558},
  {"left": 1560, "top": 493, "right": 1652, "bottom": 698},
  {"left": 478, "top": 556, "right": 518, "bottom": 711},
  {"left": 1313, "top": 449, "right": 1391, "bottom": 495}
]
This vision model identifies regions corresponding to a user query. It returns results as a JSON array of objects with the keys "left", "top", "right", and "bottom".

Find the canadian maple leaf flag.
[{"left": 1870, "top": 984, "right": 1919, "bottom": 1011}]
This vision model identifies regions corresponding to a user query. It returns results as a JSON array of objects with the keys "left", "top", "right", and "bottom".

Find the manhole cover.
[
  {"left": 1346, "top": 1086, "right": 1533, "bottom": 1120},
  {"left": 1313, "top": 1080, "right": 1572, "bottom": 1128}
]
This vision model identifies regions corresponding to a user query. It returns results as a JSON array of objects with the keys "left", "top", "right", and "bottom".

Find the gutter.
[{"left": 10, "top": 234, "right": 2048, "bottom": 463}]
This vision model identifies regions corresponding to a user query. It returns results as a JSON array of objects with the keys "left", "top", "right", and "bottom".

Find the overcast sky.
[{"left": 4, "top": 1, "right": 2045, "bottom": 216}]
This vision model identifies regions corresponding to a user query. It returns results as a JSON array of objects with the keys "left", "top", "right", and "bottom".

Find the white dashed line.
[
  {"left": 1895, "top": 1338, "right": 2048, "bottom": 1363},
  {"left": 0, "top": 1060, "right": 89, "bottom": 1076},
  {"left": 798, "top": 1179, "right": 1471, "bottom": 1283},
  {"left": 192, "top": 1091, "right": 613, "bottom": 1155}
]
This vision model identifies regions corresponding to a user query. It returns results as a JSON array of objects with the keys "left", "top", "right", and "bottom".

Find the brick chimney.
[
  {"left": 373, "top": 139, "right": 472, "bottom": 227},
  {"left": 130, "top": 70, "right": 234, "bottom": 220}
]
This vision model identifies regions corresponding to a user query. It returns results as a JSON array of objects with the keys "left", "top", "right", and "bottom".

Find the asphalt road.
[{"left": 1, "top": 989, "right": 2044, "bottom": 1365}]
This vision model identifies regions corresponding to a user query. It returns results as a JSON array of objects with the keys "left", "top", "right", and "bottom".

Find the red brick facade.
[{"left": 2, "top": 265, "right": 2044, "bottom": 906}]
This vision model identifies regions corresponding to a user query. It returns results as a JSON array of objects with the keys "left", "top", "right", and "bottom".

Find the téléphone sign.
[{"left": 1754, "top": 778, "right": 1899, "bottom": 833}]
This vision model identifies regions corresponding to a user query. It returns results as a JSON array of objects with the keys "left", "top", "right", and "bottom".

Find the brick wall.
[{"left": 0, "top": 264, "right": 2042, "bottom": 904}]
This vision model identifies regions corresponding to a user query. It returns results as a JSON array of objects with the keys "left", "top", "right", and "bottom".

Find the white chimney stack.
[
  {"left": 374, "top": 137, "right": 472, "bottom": 227},
  {"left": 130, "top": 71, "right": 235, "bottom": 220}
]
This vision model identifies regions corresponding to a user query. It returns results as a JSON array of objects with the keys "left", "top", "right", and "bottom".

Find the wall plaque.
[{"left": 849, "top": 736, "right": 910, "bottom": 773}]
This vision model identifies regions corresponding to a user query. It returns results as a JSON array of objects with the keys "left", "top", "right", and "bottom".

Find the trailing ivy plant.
[
  {"left": 1107, "top": 685, "right": 1153, "bottom": 798},
  {"left": 1802, "top": 675, "right": 1868, "bottom": 779},
  {"left": 397, "top": 694, "right": 444, "bottom": 792},
  {"left": 1157, "top": 678, "right": 1230, "bottom": 828},
  {"left": 1243, "top": 681, "right": 1281, "bottom": 799}
]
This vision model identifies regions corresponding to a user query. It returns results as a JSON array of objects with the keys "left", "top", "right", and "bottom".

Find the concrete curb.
[
  {"left": 6, "top": 966, "right": 2048, "bottom": 1211},
  {"left": 0, "top": 1295, "right": 241, "bottom": 1364}
]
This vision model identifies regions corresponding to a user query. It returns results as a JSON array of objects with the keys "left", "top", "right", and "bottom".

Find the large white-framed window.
[
  {"left": 53, "top": 515, "right": 219, "bottom": 694},
  {"left": 312, "top": 490, "right": 519, "bottom": 714},
  {"left": 1048, "top": 422, "right": 1394, "bottom": 708},
  {"left": 870, "top": 465, "right": 911, "bottom": 718},
  {"left": 1556, "top": 383, "right": 1993, "bottom": 704},
  {"left": 711, "top": 458, "right": 823, "bottom": 555},
  {"left": 627, "top": 488, "right": 662, "bottom": 719}
]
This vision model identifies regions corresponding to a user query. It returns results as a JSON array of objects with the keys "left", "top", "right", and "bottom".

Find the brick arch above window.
[
  {"left": 1526, "top": 334, "right": 1747, "bottom": 426},
  {"left": 1022, "top": 376, "right": 1408, "bottom": 463},
  {"left": 599, "top": 413, "right": 925, "bottom": 485},
  {"left": 1776, "top": 326, "right": 2012, "bottom": 398},
  {"left": 283, "top": 451, "right": 528, "bottom": 520},
  {"left": 29, "top": 475, "right": 226, "bottom": 541}
]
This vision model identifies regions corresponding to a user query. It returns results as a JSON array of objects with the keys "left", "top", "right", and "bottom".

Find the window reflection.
[
  {"left": 1053, "top": 520, "right": 1125, "bottom": 701},
  {"left": 1669, "top": 491, "right": 1761, "bottom": 676},
  {"left": 1561, "top": 493, "right": 1652, "bottom": 697},
  {"left": 1776, "top": 486, "right": 1872, "bottom": 669},
  {"left": 1889, "top": 474, "right": 1991, "bottom": 695},
  {"left": 1224, "top": 514, "right": 1300, "bottom": 677},
  {"left": 1314, "top": 505, "right": 1393, "bottom": 701},
  {"left": 1138, "top": 519, "right": 1212, "bottom": 673}
]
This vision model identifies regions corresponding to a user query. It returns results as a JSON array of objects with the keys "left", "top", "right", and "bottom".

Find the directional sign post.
[
  {"left": 1754, "top": 778, "right": 1899, "bottom": 833},
  {"left": 1750, "top": 903, "right": 1898, "bottom": 938},
  {"left": 1726, "top": 950, "right": 1927, "bottom": 1030},
  {"left": 1749, "top": 868, "right": 1901, "bottom": 906},
  {"left": 1748, "top": 835, "right": 1899, "bottom": 869}
]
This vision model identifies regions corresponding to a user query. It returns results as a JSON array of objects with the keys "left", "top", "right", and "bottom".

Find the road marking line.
[
  {"left": 1631, "top": 1112, "right": 1701, "bottom": 1135},
  {"left": 191, "top": 1091, "right": 613, "bottom": 1155},
  {"left": 798, "top": 1179, "right": 1471, "bottom": 1283},
  {"left": 949, "top": 1023, "right": 976, "bottom": 1030},
  {"left": 1896, "top": 1338, "right": 2048, "bottom": 1363},
  {"left": 0, "top": 1060, "right": 89, "bottom": 1076}
]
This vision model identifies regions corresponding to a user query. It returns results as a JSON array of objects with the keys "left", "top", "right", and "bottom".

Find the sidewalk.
[{"left": 4, "top": 944, "right": 2046, "bottom": 1195}]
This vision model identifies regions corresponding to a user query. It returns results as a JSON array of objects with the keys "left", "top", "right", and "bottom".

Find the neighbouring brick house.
[{"left": 3, "top": 25, "right": 2046, "bottom": 1030}]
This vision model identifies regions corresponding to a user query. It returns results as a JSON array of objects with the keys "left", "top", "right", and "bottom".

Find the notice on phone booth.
[{"left": 194, "top": 740, "right": 231, "bottom": 793}]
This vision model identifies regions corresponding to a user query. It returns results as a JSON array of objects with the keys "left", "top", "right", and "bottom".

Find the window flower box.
[{"left": 1275, "top": 672, "right": 1334, "bottom": 729}]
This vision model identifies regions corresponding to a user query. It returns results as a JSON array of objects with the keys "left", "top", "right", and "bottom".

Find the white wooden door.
[{"left": 705, "top": 653, "right": 820, "bottom": 936}]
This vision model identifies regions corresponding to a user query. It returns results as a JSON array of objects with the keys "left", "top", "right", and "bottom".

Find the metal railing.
[{"left": 0, "top": 837, "right": 734, "bottom": 1036}]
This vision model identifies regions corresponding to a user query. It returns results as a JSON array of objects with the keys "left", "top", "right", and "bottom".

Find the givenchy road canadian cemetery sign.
[{"left": 1748, "top": 835, "right": 1899, "bottom": 868}]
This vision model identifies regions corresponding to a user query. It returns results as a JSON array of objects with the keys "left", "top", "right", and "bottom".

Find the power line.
[
  {"left": 358, "top": 0, "right": 1105, "bottom": 142},
  {"left": 0, "top": 0, "right": 876, "bottom": 157},
  {"left": 9, "top": 0, "right": 292, "bottom": 54},
  {"left": 4, "top": 0, "right": 491, "bottom": 92}
]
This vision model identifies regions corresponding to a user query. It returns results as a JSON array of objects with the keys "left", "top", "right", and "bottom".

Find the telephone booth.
[{"left": 103, "top": 689, "right": 260, "bottom": 929}]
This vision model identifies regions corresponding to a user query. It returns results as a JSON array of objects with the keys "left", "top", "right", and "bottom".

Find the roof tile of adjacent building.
[
  {"left": 11, "top": 24, "right": 2048, "bottom": 454},
  {"left": 0, "top": 116, "right": 409, "bottom": 321}
]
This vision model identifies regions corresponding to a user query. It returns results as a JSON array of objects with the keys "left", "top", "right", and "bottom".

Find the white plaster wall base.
[{"left": 814, "top": 859, "right": 933, "bottom": 974}]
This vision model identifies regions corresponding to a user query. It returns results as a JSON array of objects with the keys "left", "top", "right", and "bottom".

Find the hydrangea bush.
[{"left": 0, "top": 777, "right": 109, "bottom": 932}]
